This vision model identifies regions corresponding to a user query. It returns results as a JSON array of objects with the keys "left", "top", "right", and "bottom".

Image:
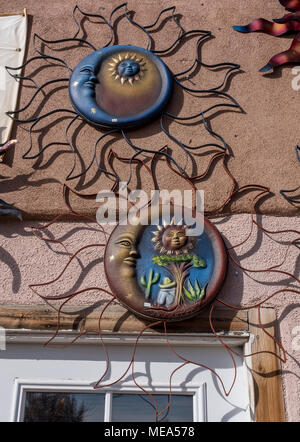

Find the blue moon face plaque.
[
  {"left": 69, "top": 45, "right": 173, "bottom": 129},
  {"left": 104, "top": 206, "right": 227, "bottom": 322}
]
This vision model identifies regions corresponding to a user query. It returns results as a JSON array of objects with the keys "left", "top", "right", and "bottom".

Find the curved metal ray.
[
  {"left": 69, "top": 129, "right": 121, "bottom": 182},
  {"left": 280, "top": 186, "right": 300, "bottom": 204},
  {"left": 18, "top": 109, "right": 78, "bottom": 159},
  {"left": 123, "top": 3, "right": 153, "bottom": 50},
  {"left": 174, "top": 78, "right": 241, "bottom": 108},
  {"left": 144, "top": 5, "right": 184, "bottom": 35},
  {"left": 151, "top": 29, "right": 211, "bottom": 55},
  {"left": 172, "top": 31, "right": 211, "bottom": 77},
  {"left": 5, "top": 55, "right": 72, "bottom": 91},
  {"left": 172, "top": 30, "right": 241, "bottom": 91},
  {"left": 6, "top": 78, "right": 69, "bottom": 119},
  {"left": 33, "top": 32, "right": 97, "bottom": 56},
  {"left": 161, "top": 112, "right": 227, "bottom": 152},
  {"left": 72, "top": 4, "right": 114, "bottom": 47},
  {"left": 121, "top": 130, "right": 188, "bottom": 178},
  {"left": 164, "top": 101, "right": 240, "bottom": 121},
  {"left": 109, "top": 2, "right": 128, "bottom": 45},
  {"left": 296, "top": 144, "right": 300, "bottom": 162},
  {"left": 279, "top": 144, "right": 300, "bottom": 205},
  {"left": 64, "top": 114, "right": 82, "bottom": 181}
]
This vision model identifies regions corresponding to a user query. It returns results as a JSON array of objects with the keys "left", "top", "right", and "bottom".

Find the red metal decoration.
[{"left": 233, "top": 0, "right": 300, "bottom": 71}]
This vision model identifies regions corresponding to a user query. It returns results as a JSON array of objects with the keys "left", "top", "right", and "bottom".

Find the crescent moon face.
[
  {"left": 69, "top": 45, "right": 173, "bottom": 129},
  {"left": 104, "top": 206, "right": 227, "bottom": 322}
]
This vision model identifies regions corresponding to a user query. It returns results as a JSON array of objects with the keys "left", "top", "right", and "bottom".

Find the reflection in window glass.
[
  {"left": 112, "top": 394, "right": 193, "bottom": 422},
  {"left": 23, "top": 392, "right": 105, "bottom": 422}
]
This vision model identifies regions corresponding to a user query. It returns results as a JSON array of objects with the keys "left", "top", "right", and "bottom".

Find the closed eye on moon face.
[{"left": 69, "top": 45, "right": 173, "bottom": 130}]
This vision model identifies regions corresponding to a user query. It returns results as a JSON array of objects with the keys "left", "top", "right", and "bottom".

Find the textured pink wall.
[
  {"left": 0, "top": 214, "right": 299, "bottom": 420},
  {"left": 0, "top": 0, "right": 298, "bottom": 422},
  {"left": 0, "top": 0, "right": 299, "bottom": 217}
]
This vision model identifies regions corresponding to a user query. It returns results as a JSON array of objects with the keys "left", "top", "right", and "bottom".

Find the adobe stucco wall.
[
  {"left": 0, "top": 0, "right": 299, "bottom": 216},
  {"left": 0, "top": 0, "right": 299, "bottom": 422},
  {"left": 0, "top": 215, "right": 299, "bottom": 421}
]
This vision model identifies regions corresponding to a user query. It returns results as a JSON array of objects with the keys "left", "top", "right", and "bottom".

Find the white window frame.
[
  {"left": 11, "top": 378, "right": 207, "bottom": 422},
  {"left": 4, "top": 329, "right": 253, "bottom": 423}
]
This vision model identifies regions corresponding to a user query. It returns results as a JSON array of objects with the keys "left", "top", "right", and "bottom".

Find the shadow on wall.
[
  {"left": 1, "top": 212, "right": 299, "bottom": 330},
  {"left": 214, "top": 213, "right": 300, "bottom": 319},
  {"left": 0, "top": 220, "right": 105, "bottom": 299}
]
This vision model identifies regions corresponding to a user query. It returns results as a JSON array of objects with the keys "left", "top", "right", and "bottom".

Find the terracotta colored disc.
[
  {"left": 104, "top": 206, "right": 227, "bottom": 322},
  {"left": 69, "top": 45, "right": 173, "bottom": 129}
]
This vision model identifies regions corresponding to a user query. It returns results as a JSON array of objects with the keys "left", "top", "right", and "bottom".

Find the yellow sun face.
[
  {"left": 107, "top": 52, "right": 147, "bottom": 86},
  {"left": 152, "top": 218, "right": 197, "bottom": 255}
]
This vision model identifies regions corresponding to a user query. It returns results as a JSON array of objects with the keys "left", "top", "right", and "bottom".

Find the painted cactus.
[
  {"left": 184, "top": 279, "right": 207, "bottom": 302},
  {"left": 141, "top": 269, "right": 160, "bottom": 299}
]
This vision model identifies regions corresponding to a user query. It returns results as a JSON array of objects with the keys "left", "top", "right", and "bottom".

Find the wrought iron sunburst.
[{"left": 4, "top": 2, "right": 241, "bottom": 186}]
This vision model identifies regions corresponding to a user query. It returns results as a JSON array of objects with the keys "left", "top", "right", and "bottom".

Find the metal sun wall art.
[
  {"left": 234, "top": 0, "right": 300, "bottom": 72},
  {"left": 4, "top": 3, "right": 241, "bottom": 184},
  {"left": 2, "top": 3, "right": 300, "bottom": 421}
]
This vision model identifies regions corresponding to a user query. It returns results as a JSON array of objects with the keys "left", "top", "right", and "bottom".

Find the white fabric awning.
[{"left": 0, "top": 10, "right": 27, "bottom": 144}]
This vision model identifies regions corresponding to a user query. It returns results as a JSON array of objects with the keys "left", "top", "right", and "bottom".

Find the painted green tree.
[{"left": 152, "top": 254, "right": 206, "bottom": 305}]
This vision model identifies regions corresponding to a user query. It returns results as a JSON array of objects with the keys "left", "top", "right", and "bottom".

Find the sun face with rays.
[
  {"left": 152, "top": 218, "right": 197, "bottom": 255},
  {"left": 107, "top": 52, "right": 147, "bottom": 86},
  {"left": 5, "top": 3, "right": 241, "bottom": 189}
]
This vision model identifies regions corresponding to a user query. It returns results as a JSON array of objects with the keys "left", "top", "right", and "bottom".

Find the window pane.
[
  {"left": 23, "top": 392, "right": 105, "bottom": 422},
  {"left": 112, "top": 394, "right": 193, "bottom": 422}
]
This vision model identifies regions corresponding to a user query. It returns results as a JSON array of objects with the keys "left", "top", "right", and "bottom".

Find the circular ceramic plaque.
[
  {"left": 69, "top": 45, "right": 173, "bottom": 129},
  {"left": 104, "top": 206, "right": 227, "bottom": 322}
]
